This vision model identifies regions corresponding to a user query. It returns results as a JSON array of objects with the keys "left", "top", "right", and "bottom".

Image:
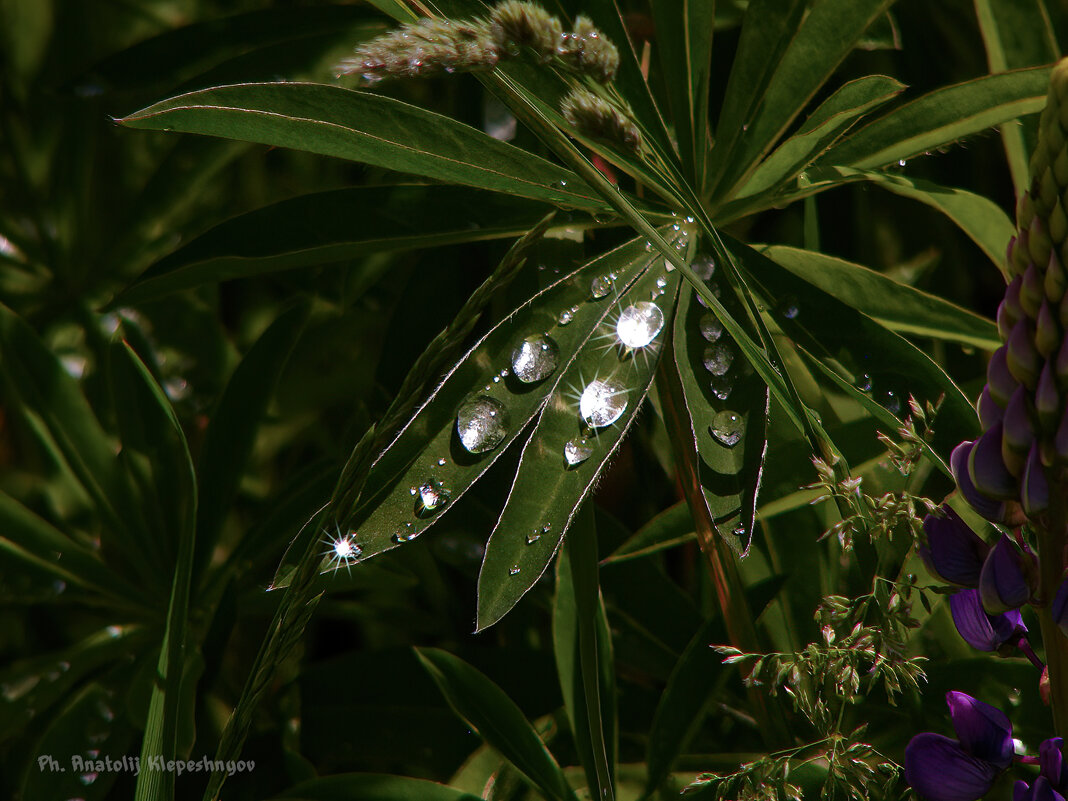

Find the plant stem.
[{"left": 1038, "top": 485, "right": 1068, "bottom": 734}]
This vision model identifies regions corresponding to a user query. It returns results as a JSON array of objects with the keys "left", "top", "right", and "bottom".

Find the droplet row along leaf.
[
  {"left": 296, "top": 230, "right": 684, "bottom": 584},
  {"left": 477, "top": 261, "right": 681, "bottom": 630}
]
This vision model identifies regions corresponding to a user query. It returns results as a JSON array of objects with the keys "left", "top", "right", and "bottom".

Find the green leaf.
[
  {"left": 553, "top": 504, "right": 617, "bottom": 800},
  {"left": 760, "top": 245, "right": 1001, "bottom": 348},
  {"left": 316, "top": 233, "right": 674, "bottom": 584},
  {"left": 604, "top": 500, "right": 695, "bottom": 564},
  {"left": 710, "top": 0, "right": 894, "bottom": 201},
  {"left": 726, "top": 235, "right": 979, "bottom": 471},
  {"left": 737, "top": 75, "right": 905, "bottom": 200},
  {"left": 667, "top": 279, "right": 769, "bottom": 557},
  {"left": 415, "top": 648, "right": 580, "bottom": 801},
  {"left": 119, "top": 83, "right": 607, "bottom": 210},
  {"left": 820, "top": 66, "right": 1052, "bottom": 170},
  {"left": 975, "top": 0, "right": 1060, "bottom": 194},
  {"left": 476, "top": 264, "right": 680, "bottom": 630},
  {"left": 642, "top": 618, "right": 721, "bottom": 798},
  {"left": 272, "top": 774, "right": 487, "bottom": 801},
  {"left": 193, "top": 302, "right": 310, "bottom": 574},
  {"left": 116, "top": 186, "right": 556, "bottom": 304},
  {"left": 651, "top": 0, "right": 716, "bottom": 185}
]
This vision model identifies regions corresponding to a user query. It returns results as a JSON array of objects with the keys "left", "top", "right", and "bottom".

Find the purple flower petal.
[
  {"left": 969, "top": 422, "right": 1020, "bottom": 500},
  {"left": 1041, "top": 737, "right": 1067, "bottom": 788},
  {"left": 988, "top": 346, "right": 1019, "bottom": 407},
  {"left": 946, "top": 691, "right": 1014, "bottom": 769},
  {"left": 1022, "top": 443, "right": 1051, "bottom": 516},
  {"left": 952, "top": 441, "right": 1010, "bottom": 523},
  {"left": 978, "top": 386, "right": 1005, "bottom": 429},
  {"left": 1002, "top": 386, "right": 1036, "bottom": 476},
  {"left": 905, "top": 733, "right": 1002, "bottom": 801},
  {"left": 979, "top": 535, "right": 1036, "bottom": 614},
  {"left": 1007, "top": 317, "right": 1040, "bottom": 388},
  {"left": 920, "top": 507, "right": 990, "bottom": 587},
  {"left": 1020, "top": 777, "right": 1068, "bottom": 801},
  {"left": 950, "top": 588, "right": 1024, "bottom": 652}
]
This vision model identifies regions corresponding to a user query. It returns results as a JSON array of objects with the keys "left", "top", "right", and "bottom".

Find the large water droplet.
[
  {"left": 457, "top": 396, "right": 509, "bottom": 453},
  {"left": 710, "top": 410, "right": 744, "bottom": 447},
  {"left": 580, "top": 379, "right": 628, "bottom": 428},
  {"left": 590, "top": 274, "right": 614, "bottom": 298},
  {"left": 616, "top": 301, "right": 665, "bottom": 348},
  {"left": 564, "top": 436, "right": 593, "bottom": 466},
  {"left": 698, "top": 313, "right": 722, "bottom": 342},
  {"left": 415, "top": 479, "right": 451, "bottom": 517},
  {"left": 692, "top": 256, "right": 715, "bottom": 280},
  {"left": 709, "top": 375, "right": 732, "bottom": 400},
  {"left": 703, "top": 343, "right": 734, "bottom": 376},
  {"left": 511, "top": 334, "right": 559, "bottom": 383}
]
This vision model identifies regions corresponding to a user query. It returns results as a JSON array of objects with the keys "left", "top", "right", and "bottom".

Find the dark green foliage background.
[{"left": 0, "top": 0, "right": 1061, "bottom": 799}]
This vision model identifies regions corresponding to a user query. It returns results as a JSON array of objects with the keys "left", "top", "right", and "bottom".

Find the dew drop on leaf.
[
  {"left": 526, "top": 529, "right": 541, "bottom": 545},
  {"left": 579, "top": 379, "right": 628, "bottom": 428},
  {"left": 558, "top": 308, "right": 574, "bottom": 325},
  {"left": 456, "top": 395, "right": 509, "bottom": 453},
  {"left": 710, "top": 410, "right": 744, "bottom": 447},
  {"left": 415, "top": 479, "right": 451, "bottom": 517},
  {"left": 511, "top": 334, "right": 559, "bottom": 383},
  {"left": 509, "top": 564, "right": 521, "bottom": 575},
  {"left": 692, "top": 256, "right": 715, "bottom": 280},
  {"left": 709, "top": 375, "right": 733, "bottom": 400},
  {"left": 563, "top": 436, "right": 593, "bottom": 466},
  {"left": 616, "top": 301, "right": 664, "bottom": 348},
  {"left": 590, "top": 274, "right": 614, "bottom": 298},
  {"left": 698, "top": 313, "right": 723, "bottom": 342},
  {"left": 779, "top": 296, "right": 799, "bottom": 319},
  {"left": 703, "top": 343, "right": 734, "bottom": 376},
  {"left": 856, "top": 373, "right": 873, "bottom": 392}
]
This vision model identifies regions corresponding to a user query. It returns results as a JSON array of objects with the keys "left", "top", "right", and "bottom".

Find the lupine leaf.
[
  {"left": 761, "top": 245, "right": 1001, "bottom": 348},
  {"left": 820, "top": 66, "right": 1052, "bottom": 169},
  {"left": 415, "top": 648, "right": 580, "bottom": 801},
  {"left": 604, "top": 500, "right": 695, "bottom": 563},
  {"left": 118, "top": 83, "right": 607, "bottom": 211},
  {"left": 116, "top": 186, "right": 558, "bottom": 304},
  {"left": 477, "top": 264, "right": 681, "bottom": 629}
]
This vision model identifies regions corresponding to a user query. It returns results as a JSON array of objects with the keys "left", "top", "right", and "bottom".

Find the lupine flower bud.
[
  {"left": 919, "top": 506, "right": 990, "bottom": 587},
  {"left": 954, "top": 59, "right": 1068, "bottom": 526},
  {"left": 1015, "top": 738, "right": 1068, "bottom": 801},
  {"left": 979, "top": 534, "right": 1038, "bottom": 614},
  {"left": 905, "top": 692, "right": 1013, "bottom": 801}
]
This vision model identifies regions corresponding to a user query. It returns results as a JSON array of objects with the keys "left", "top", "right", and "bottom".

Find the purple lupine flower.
[
  {"left": 906, "top": 691, "right": 1014, "bottom": 801},
  {"left": 979, "top": 535, "right": 1038, "bottom": 614},
  {"left": 950, "top": 588, "right": 1027, "bottom": 652},
  {"left": 1016, "top": 738, "right": 1068, "bottom": 801},
  {"left": 919, "top": 506, "right": 991, "bottom": 587}
]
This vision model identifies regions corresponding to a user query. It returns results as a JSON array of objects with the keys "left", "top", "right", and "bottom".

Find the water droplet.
[
  {"left": 590, "top": 274, "right": 614, "bottom": 298},
  {"left": 881, "top": 390, "right": 902, "bottom": 416},
  {"left": 710, "top": 410, "right": 744, "bottom": 447},
  {"left": 779, "top": 296, "right": 799, "bottom": 319},
  {"left": 732, "top": 525, "right": 747, "bottom": 538},
  {"left": 509, "top": 565, "right": 521, "bottom": 575},
  {"left": 898, "top": 159, "right": 906, "bottom": 167},
  {"left": 511, "top": 334, "right": 560, "bottom": 383},
  {"left": 415, "top": 479, "right": 450, "bottom": 517},
  {"left": 671, "top": 223, "right": 681, "bottom": 232},
  {"left": 437, "top": 458, "right": 447, "bottom": 466},
  {"left": 409, "top": 486, "right": 418, "bottom": 496},
  {"left": 692, "top": 256, "right": 715, "bottom": 280},
  {"left": 564, "top": 436, "right": 593, "bottom": 466},
  {"left": 79, "top": 772, "right": 98, "bottom": 786},
  {"left": 542, "top": 523, "right": 552, "bottom": 532},
  {"left": 655, "top": 275, "right": 668, "bottom": 289},
  {"left": 333, "top": 536, "right": 361, "bottom": 559},
  {"left": 709, "top": 375, "right": 733, "bottom": 400},
  {"left": 616, "top": 302, "right": 665, "bottom": 348},
  {"left": 492, "top": 375, "right": 501, "bottom": 383},
  {"left": 644, "top": 241, "right": 653, "bottom": 252},
  {"left": 685, "top": 216, "right": 695, "bottom": 224},
  {"left": 456, "top": 396, "right": 509, "bottom": 453},
  {"left": 579, "top": 379, "right": 628, "bottom": 428},
  {"left": 855, "top": 373, "right": 873, "bottom": 392},
  {"left": 551, "top": 179, "right": 568, "bottom": 189},
  {"left": 526, "top": 529, "right": 541, "bottom": 545},
  {"left": 703, "top": 343, "right": 734, "bottom": 376},
  {"left": 698, "top": 313, "right": 722, "bottom": 342},
  {"left": 558, "top": 309, "right": 574, "bottom": 325}
]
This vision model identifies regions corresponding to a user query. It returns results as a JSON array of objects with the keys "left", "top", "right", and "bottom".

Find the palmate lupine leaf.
[
  {"left": 762, "top": 245, "right": 1001, "bottom": 349},
  {"left": 285, "top": 232, "right": 679, "bottom": 589},
  {"left": 476, "top": 262, "right": 681, "bottom": 629},
  {"left": 114, "top": 186, "right": 554, "bottom": 304},
  {"left": 118, "top": 83, "right": 608, "bottom": 211}
]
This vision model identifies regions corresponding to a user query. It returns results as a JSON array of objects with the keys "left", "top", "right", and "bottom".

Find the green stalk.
[{"left": 1038, "top": 488, "right": 1068, "bottom": 736}]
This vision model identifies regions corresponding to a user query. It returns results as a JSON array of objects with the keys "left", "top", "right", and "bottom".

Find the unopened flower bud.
[
  {"left": 987, "top": 347, "right": 1019, "bottom": 407},
  {"left": 1022, "top": 262, "right": 1045, "bottom": 318},
  {"left": 969, "top": 422, "right": 1019, "bottom": 500},
  {"left": 1022, "top": 443, "right": 1051, "bottom": 516},
  {"left": 1037, "top": 301, "right": 1062, "bottom": 357},
  {"left": 977, "top": 386, "right": 1004, "bottom": 429},
  {"left": 1046, "top": 251, "right": 1068, "bottom": 301},
  {"left": 1037, "top": 362, "right": 1060, "bottom": 429},
  {"left": 1007, "top": 318, "right": 1041, "bottom": 388},
  {"left": 979, "top": 534, "right": 1038, "bottom": 614}
]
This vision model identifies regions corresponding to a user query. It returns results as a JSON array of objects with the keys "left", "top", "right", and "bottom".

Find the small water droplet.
[
  {"left": 438, "top": 458, "right": 447, "bottom": 466},
  {"left": 526, "top": 529, "right": 541, "bottom": 545},
  {"left": 558, "top": 309, "right": 574, "bottom": 325},
  {"left": 703, "top": 343, "right": 734, "bottom": 376},
  {"left": 564, "top": 436, "right": 593, "bottom": 466},
  {"left": 710, "top": 410, "right": 744, "bottom": 447},
  {"left": 509, "top": 565, "right": 521, "bottom": 575},
  {"left": 732, "top": 525, "right": 747, "bottom": 538},
  {"left": 881, "top": 390, "right": 902, "bottom": 416},
  {"left": 644, "top": 241, "right": 653, "bottom": 252},
  {"left": 492, "top": 375, "right": 501, "bottom": 383},
  {"left": 898, "top": 159, "right": 906, "bottom": 167},
  {"left": 415, "top": 479, "right": 451, "bottom": 517},
  {"left": 79, "top": 772, "right": 98, "bottom": 786},
  {"left": 409, "top": 486, "right": 418, "bottom": 496},
  {"left": 671, "top": 223, "right": 681, "bottom": 232},
  {"left": 551, "top": 179, "right": 568, "bottom": 189},
  {"left": 590, "top": 274, "right": 614, "bottom": 298},
  {"left": 457, "top": 396, "right": 509, "bottom": 453},
  {"left": 855, "top": 373, "right": 873, "bottom": 392},
  {"left": 685, "top": 215, "right": 695, "bottom": 224},
  {"left": 511, "top": 334, "right": 560, "bottom": 383},
  {"left": 616, "top": 301, "right": 665, "bottom": 348},
  {"left": 779, "top": 296, "right": 799, "bottom": 319},
  {"left": 333, "top": 535, "right": 361, "bottom": 559},
  {"left": 709, "top": 375, "right": 733, "bottom": 400},
  {"left": 655, "top": 275, "right": 668, "bottom": 289},
  {"left": 580, "top": 379, "right": 628, "bottom": 428},
  {"left": 698, "top": 313, "right": 723, "bottom": 342},
  {"left": 542, "top": 523, "right": 551, "bottom": 532}
]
